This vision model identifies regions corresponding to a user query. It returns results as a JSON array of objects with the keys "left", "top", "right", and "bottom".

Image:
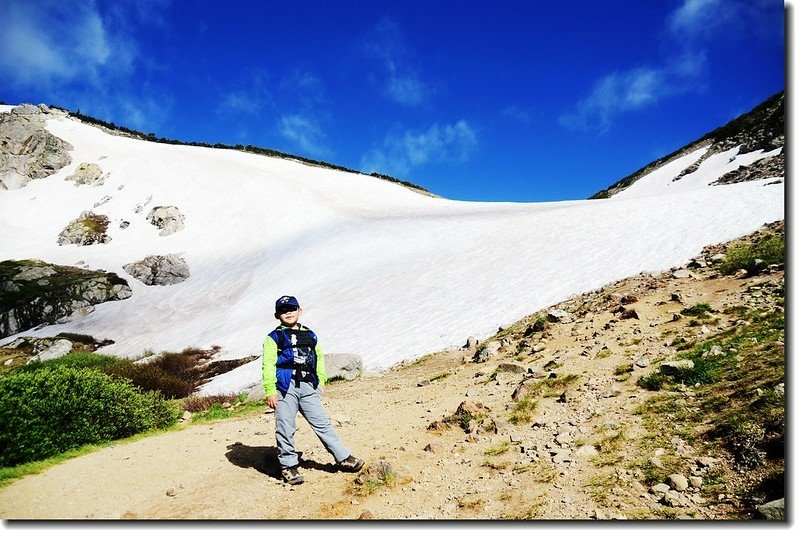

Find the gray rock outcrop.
[
  {"left": 147, "top": 206, "right": 185, "bottom": 236},
  {"left": 473, "top": 341, "right": 501, "bottom": 363},
  {"left": 0, "top": 104, "right": 73, "bottom": 190},
  {"left": 324, "top": 353, "right": 364, "bottom": 381},
  {"left": 57, "top": 211, "right": 111, "bottom": 246},
  {"left": 123, "top": 254, "right": 190, "bottom": 286},
  {"left": 32, "top": 338, "right": 74, "bottom": 362},
  {"left": 0, "top": 259, "right": 132, "bottom": 338},
  {"left": 65, "top": 162, "right": 104, "bottom": 186}
]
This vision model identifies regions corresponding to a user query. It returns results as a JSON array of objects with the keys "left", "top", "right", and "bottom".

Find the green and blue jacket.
[{"left": 262, "top": 324, "right": 327, "bottom": 396}]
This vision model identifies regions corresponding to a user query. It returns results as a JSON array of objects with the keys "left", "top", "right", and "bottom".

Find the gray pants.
[{"left": 275, "top": 380, "right": 350, "bottom": 468}]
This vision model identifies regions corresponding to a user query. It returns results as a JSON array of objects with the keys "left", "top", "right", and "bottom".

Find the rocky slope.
[
  {"left": 0, "top": 222, "right": 784, "bottom": 520},
  {"left": 0, "top": 259, "right": 131, "bottom": 339},
  {"left": 0, "top": 104, "right": 73, "bottom": 190},
  {"left": 591, "top": 91, "right": 785, "bottom": 198}
]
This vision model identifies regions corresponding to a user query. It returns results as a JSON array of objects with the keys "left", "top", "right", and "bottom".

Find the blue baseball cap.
[{"left": 275, "top": 295, "right": 300, "bottom": 313}]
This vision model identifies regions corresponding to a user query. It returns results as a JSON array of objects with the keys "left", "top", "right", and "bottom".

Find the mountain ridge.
[{"left": 589, "top": 90, "right": 785, "bottom": 199}]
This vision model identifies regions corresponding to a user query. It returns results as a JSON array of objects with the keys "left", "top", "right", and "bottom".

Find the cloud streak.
[
  {"left": 0, "top": 0, "right": 120, "bottom": 88},
  {"left": 279, "top": 114, "right": 332, "bottom": 158},
  {"left": 0, "top": 0, "right": 174, "bottom": 132},
  {"left": 362, "top": 18, "right": 430, "bottom": 107},
  {"left": 559, "top": 0, "right": 770, "bottom": 133},
  {"left": 361, "top": 120, "right": 477, "bottom": 177}
]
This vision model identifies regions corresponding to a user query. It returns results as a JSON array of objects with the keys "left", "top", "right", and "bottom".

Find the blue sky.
[{"left": 0, "top": 0, "right": 786, "bottom": 202}]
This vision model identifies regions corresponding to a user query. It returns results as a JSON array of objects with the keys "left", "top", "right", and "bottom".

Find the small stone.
[
  {"left": 424, "top": 442, "right": 443, "bottom": 454},
  {"left": 667, "top": 473, "right": 689, "bottom": 491},
  {"left": 649, "top": 483, "right": 670, "bottom": 495}
]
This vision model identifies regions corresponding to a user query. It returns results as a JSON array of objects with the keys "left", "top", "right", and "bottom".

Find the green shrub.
[
  {"left": 682, "top": 303, "right": 713, "bottom": 317},
  {"left": 637, "top": 372, "right": 666, "bottom": 391},
  {"left": 21, "top": 352, "right": 119, "bottom": 372},
  {"left": 0, "top": 366, "right": 177, "bottom": 467},
  {"left": 718, "top": 235, "right": 784, "bottom": 275}
]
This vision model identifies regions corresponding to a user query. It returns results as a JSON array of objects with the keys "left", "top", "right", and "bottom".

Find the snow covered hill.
[{"left": 0, "top": 103, "right": 784, "bottom": 395}]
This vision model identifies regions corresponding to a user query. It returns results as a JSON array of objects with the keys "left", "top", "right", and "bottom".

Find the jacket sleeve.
[
  {"left": 315, "top": 343, "right": 328, "bottom": 386},
  {"left": 262, "top": 335, "right": 279, "bottom": 397}
]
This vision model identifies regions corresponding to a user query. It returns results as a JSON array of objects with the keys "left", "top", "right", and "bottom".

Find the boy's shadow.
[{"left": 225, "top": 443, "right": 340, "bottom": 481}]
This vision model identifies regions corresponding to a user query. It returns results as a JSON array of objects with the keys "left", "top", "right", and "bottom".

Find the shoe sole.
[{"left": 339, "top": 461, "right": 364, "bottom": 472}]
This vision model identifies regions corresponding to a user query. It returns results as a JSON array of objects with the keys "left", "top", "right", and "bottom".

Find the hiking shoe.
[
  {"left": 281, "top": 465, "right": 304, "bottom": 485},
  {"left": 337, "top": 455, "right": 364, "bottom": 472}
]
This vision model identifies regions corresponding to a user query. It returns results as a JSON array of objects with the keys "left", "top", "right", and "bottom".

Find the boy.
[{"left": 263, "top": 295, "right": 364, "bottom": 485}]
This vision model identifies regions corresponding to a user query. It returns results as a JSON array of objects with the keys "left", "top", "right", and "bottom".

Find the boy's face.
[{"left": 276, "top": 306, "right": 302, "bottom": 327}]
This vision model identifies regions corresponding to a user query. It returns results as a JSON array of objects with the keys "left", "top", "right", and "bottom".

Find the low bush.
[
  {"left": 101, "top": 359, "right": 195, "bottom": 399},
  {"left": 21, "top": 352, "right": 196, "bottom": 399},
  {"left": 0, "top": 366, "right": 177, "bottom": 467},
  {"left": 718, "top": 234, "right": 784, "bottom": 275}
]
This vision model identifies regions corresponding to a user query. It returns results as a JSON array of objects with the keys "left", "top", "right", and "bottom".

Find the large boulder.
[
  {"left": 65, "top": 162, "right": 104, "bottom": 186},
  {"left": 57, "top": 211, "right": 111, "bottom": 246},
  {"left": 324, "top": 353, "right": 363, "bottom": 381},
  {"left": 147, "top": 206, "right": 185, "bottom": 236},
  {"left": 123, "top": 254, "right": 190, "bottom": 286},
  {"left": 0, "top": 259, "right": 132, "bottom": 338},
  {"left": 0, "top": 104, "right": 73, "bottom": 190}
]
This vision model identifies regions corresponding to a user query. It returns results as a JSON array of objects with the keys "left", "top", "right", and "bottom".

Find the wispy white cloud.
[
  {"left": 560, "top": 51, "right": 709, "bottom": 133},
  {"left": 668, "top": 0, "right": 733, "bottom": 41},
  {"left": 560, "top": 67, "right": 664, "bottom": 133},
  {"left": 217, "top": 92, "right": 264, "bottom": 116},
  {"left": 0, "top": 0, "right": 173, "bottom": 132},
  {"left": 362, "top": 18, "right": 430, "bottom": 107},
  {"left": 280, "top": 68, "right": 327, "bottom": 108},
  {"left": 386, "top": 73, "right": 427, "bottom": 106},
  {"left": 216, "top": 70, "right": 272, "bottom": 118},
  {"left": 0, "top": 0, "right": 134, "bottom": 89},
  {"left": 360, "top": 120, "right": 477, "bottom": 177},
  {"left": 502, "top": 105, "right": 536, "bottom": 124},
  {"left": 279, "top": 114, "right": 332, "bottom": 158},
  {"left": 560, "top": 0, "right": 743, "bottom": 133}
]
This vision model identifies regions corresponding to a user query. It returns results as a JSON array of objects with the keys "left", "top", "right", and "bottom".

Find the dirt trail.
[{"left": 0, "top": 260, "right": 784, "bottom": 521}]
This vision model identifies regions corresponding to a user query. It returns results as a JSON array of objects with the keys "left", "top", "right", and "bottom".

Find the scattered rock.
[
  {"left": 473, "top": 341, "right": 501, "bottom": 363},
  {"left": 355, "top": 461, "right": 395, "bottom": 487},
  {"left": 0, "top": 259, "right": 132, "bottom": 338},
  {"left": 496, "top": 362, "right": 526, "bottom": 374},
  {"left": 57, "top": 211, "right": 112, "bottom": 246},
  {"left": 0, "top": 104, "right": 73, "bottom": 190},
  {"left": 146, "top": 206, "right": 185, "bottom": 236},
  {"left": 547, "top": 309, "right": 574, "bottom": 323},
  {"left": 30, "top": 339, "right": 73, "bottom": 362},
  {"left": 755, "top": 498, "right": 784, "bottom": 520},
  {"left": 325, "top": 353, "right": 363, "bottom": 381},
  {"left": 424, "top": 442, "right": 444, "bottom": 454},
  {"left": 65, "top": 162, "right": 104, "bottom": 186},
  {"left": 123, "top": 254, "right": 190, "bottom": 286},
  {"left": 667, "top": 473, "right": 689, "bottom": 491},
  {"left": 660, "top": 360, "right": 695, "bottom": 376}
]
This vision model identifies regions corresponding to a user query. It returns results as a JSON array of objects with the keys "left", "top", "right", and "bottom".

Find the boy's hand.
[{"left": 266, "top": 395, "right": 278, "bottom": 410}]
